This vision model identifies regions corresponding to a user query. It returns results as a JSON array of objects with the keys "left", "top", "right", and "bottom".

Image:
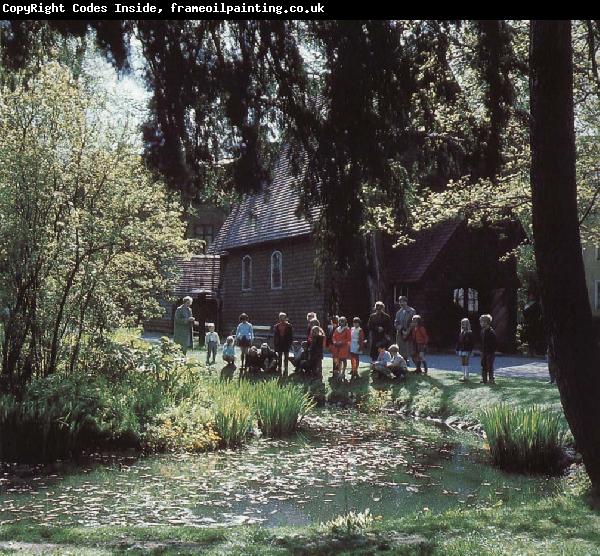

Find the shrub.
[
  {"left": 0, "top": 336, "right": 203, "bottom": 462},
  {"left": 322, "top": 509, "right": 374, "bottom": 535},
  {"left": 144, "top": 402, "right": 220, "bottom": 452},
  {"left": 480, "top": 403, "right": 568, "bottom": 473},
  {"left": 0, "top": 375, "right": 102, "bottom": 462}
]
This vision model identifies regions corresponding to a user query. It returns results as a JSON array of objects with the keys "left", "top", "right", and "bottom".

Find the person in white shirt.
[{"left": 205, "top": 323, "right": 220, "bottom": 365}]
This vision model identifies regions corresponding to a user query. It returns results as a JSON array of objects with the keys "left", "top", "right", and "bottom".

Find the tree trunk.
[
  {"left": 364, "top": 231, "right": 388, "bottom": 311},
  {"left": 530, "top": 20, "right": 600, "bottom": 493}
]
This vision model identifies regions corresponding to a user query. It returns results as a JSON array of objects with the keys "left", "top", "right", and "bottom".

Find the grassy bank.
[{"left": 1, "top": 469, "right": 597, "bottom": 555}]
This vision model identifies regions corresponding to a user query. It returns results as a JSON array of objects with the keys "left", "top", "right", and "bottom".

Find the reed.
[
  {"left": 479, "top": 403, "right": 567, "bottom": 473},
  {"left": 210, "top": 379, "right": 315, "bottom": 440}
]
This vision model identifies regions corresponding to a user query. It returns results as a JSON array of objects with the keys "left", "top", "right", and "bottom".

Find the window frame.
[
  {"left": 242, "top": 255, "right": 252, "bottom": 291},
  {"left": 270, "top": 250, "right": 283, "bottom": 290}
]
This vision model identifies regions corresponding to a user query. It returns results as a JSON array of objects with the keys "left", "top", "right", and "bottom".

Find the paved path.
[{"left": 142, "top": 332, "right": 550, "bottom": 381}]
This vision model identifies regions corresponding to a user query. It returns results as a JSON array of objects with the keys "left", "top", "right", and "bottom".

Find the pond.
[{"left": 0, "top": 409, "right": 559, "bottom": 528}]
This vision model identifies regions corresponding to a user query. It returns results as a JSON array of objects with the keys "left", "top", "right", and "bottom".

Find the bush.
[
  {"left": 0, "top": 336, "right": 203, "bottom": 462},
  {"left": 480, "top": 404, "right": 568, "bottom": 473},
  {"left": 144, "top": 402, "right": 220, "bottom": 452},
  {"left": 0, "top": 375, "right": 102, "bottom": 462},
  {"left": 322, "top": 509, "right": 374, "bottom": 535}
]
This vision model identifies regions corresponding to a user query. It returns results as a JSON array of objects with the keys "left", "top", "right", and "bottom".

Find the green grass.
[{"left": 480, "top": 404, "right": 567, "bottom": 473}]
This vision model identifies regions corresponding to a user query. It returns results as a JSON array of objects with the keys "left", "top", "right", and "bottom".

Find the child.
[
  {"left": 371, "top": 344, "right": 392, "bottom": 379},
  {"left": 456, "top": 318, "right": 474, "bottom": 382},
  {"left": 273, "top": 312, "right": 293, "bottom": 375},
  {"left": 410, "top": 315, "right": 429, "bottom": 374},
  {"left": 245, "top": 345, "right": 262, "bottom": 374},
  {"left": 222, "top": 336, "right": 236, "bottom": 366},
  {"left": 235, "top": 313, "right": 254, "bottom": 370},
  {"left": 291, "top": 341, "right": 310, "bottom": 374},
  {"left": 326, "top": 315, "right": 339, "bottom": 369},
  {"left": 349, "top": 317, "right": 366, "bottom": 380},
  {"left": 479, "top": 313, "right": 497, "bottom": 384},
  {"left": 205, "top": 323, "right": 220, "bottom": 365},
  {"left": 388, "top": 344, "right": 408, "bottom": 380},
  {"left": 259, "top": 343, "right": 278, "bottom": 373},
  {"left": 308, "top": 321, "right": 325, "bottom": 376},
  {"left": 331, "top": 316, "right": 351, "bottom": 380}
]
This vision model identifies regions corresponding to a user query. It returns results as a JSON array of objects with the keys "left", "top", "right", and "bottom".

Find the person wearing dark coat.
[
  {"left": 308, "top": 323, "right": 325, "bottom": 376},
  {"left": 245, "top": 346, "right": 263, "bottom": 374},
  {"left": 367, "top": 301, "right": 393, "bottom": 360},
  {"left": 479, "top": 314, "right": 497, "bottom": 384},
  {"left": 273, "top": 312, "right": 293, "bottom": 374},
  {"left": 259, "top": 343, "right": 278, "bottom": 373}
]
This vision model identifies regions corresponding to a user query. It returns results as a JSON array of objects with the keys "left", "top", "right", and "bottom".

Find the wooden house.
[{"left": 210, "top": 154, "right": 521, "bottom": 351}]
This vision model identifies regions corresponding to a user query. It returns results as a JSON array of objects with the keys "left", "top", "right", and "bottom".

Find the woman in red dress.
[{"left": 331, "top": 316, "right": 352, "bottom": 380}]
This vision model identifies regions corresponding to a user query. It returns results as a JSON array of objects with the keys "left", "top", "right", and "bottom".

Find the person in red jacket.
[{"left": 410, "top": 314, "right": 429, "bottom": 374}]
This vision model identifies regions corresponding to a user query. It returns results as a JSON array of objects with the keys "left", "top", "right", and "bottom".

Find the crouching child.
[
  {"left": 222, "top": 336, "right": 236, "bottom": 366},
  {"left": 245, "top": 346, "right": 262, "bottom": 374},
  {"left": 371, "top": 344, "right": 392, "bottom": 379},
  {"left": 388, "top": 344, "right": 408, "bottom": 380},
  {"left": 259, "top": 343, "right": 278, "bottom": 373}
]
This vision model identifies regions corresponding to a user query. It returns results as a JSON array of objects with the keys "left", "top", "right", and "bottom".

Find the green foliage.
[
  {"left": 209, "top": 379, "right": 316, "bottom": 441},
  {"left": 245, "top": 380, "right": 316, "bottom": 437},
  {"left": 212, "top": 397, "right": 255, "bottom": 449},
  {"left": 0, "top": 61, "right": 187, "bottom": 390},
  {"left": 0, "top": 334, "right": 202, "bottom": 461},
  {"left": 144, "top": 401, "right": 220, "bottom": 453},
  {"left": 480, "top": 404, "right": 567, "bottom": 473},
  {"left": 321, "top": 508, "right": 374, "bottom": 535}
]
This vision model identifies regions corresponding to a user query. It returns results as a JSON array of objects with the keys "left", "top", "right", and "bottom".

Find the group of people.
[{"left": 174, "top": 295, "right": 499, "bottom": 384}]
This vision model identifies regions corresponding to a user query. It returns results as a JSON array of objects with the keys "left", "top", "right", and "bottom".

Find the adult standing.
[
  {"left": 273, "top": 312, "right": 293, "bottom": 375},
  {"left": 394, "top": 296, "right": 416, "bottom": 364},
  {"left": 174, "top": 296, "right": 196, "bottom": 355},
  {"left": 367, "top": 301, "right": 393, "bottom": 360},
  {"left": 306, "top": 312, "right": 316, "bottom": 341}
]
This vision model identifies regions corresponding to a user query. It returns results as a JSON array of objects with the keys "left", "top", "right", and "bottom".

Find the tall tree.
[{"left": 530, "top": 20, "right": 600, "bottom": 494}]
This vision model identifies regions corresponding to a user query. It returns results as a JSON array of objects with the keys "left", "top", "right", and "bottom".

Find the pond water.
[{"left": 0, "top": 409, "right": 559, "bottom": 528}]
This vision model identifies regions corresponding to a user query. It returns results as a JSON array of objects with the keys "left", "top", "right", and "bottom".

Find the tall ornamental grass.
[
  {"left": 210, "top": 379, "right": 315, "bottom": 441},
  {"left": 480, "top": 404, "right": 567, "bottom": 473},
  {"left": 250, "top": 380, "right": 316, "bottom": 437}
]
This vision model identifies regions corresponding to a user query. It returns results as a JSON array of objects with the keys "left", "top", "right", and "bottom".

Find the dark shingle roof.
[
  {"left": 173, "top": 255, "right": 221, "bottom": 298},
  {"left": 210, "top": 150, "right": 317, "bottom": 252},
  {"left": 386, "top": 220, "right": 462, "bottom": 283}
]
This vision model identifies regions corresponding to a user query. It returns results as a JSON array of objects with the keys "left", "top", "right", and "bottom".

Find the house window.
[
  {"left": 454, "top": 287, "right": 479, "bottom": 313},
  {"left": 271, "top": 251, "right": 282, "bottom": 289},
  {"left": 467, "top": 288, "right": 479, "bottom": 313},
  {"left": 453, "top": 288, "right": 465, "bottom": 308},
  {"left": 242, "top": 255, "right": 252, "bottom": 291}
]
